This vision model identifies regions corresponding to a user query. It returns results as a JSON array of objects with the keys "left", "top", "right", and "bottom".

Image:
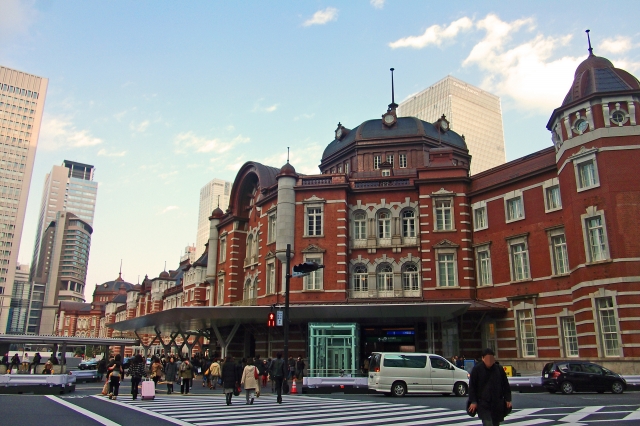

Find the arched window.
[
  {"left": 244, "top": 279, "right": 253, "bottom": 300},
  {"left": 353, "top": 211, "right": 367, "bottom": 240},
  {"left": 377, "top": 263, "right": 393, "bottom": 291},
  {"left": 352, "top": 264, "right": 368, "bottom": 293},
  {"left": 402, "top": 210, "right": 416, "bottom": 238},
  {"left": 402, "top": 262, "right": 419, "bottom": 292},
  {"left": 246, "top": 235, "right": 253, "bottom": 261},
  {"left": 251, "top": 232, "right": 258, "bottom": 259},
  {"left": 378, "top": 211, "right": 391, "bottom": 239}
]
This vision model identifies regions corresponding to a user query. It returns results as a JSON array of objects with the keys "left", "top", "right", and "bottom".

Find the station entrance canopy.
[{"left": 108, "top": 302, "right": 477, "bottom": 358}]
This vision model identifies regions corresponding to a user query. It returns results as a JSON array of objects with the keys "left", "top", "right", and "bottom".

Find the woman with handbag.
[
  {"left": 240, "top": 359, "right": 260, "bottom": 405},
  {"left": 163, "top": 356, "right": 178, "bottom": 395},
  {"left": 179, "top": 358, "right": 194, "bottom": 395},
  {"left": 221, "top": 355, "right": 238, "bottom": 406},
  {"left": 106, "top": 354, "right": 124, "bottom": 400},
  {"left": 150, "top": 357, "right": 163, "bottom": 387}
]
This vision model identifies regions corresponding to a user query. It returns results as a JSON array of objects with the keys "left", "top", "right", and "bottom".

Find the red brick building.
[{"left": 63, "top": 49, "right": 640, "bottom": 374}]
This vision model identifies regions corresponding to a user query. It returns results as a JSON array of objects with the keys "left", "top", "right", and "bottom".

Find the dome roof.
[
  {"left": 277, "top": 162, "right": 297, "bottom": 178},
  {"left": 562, "top": 53, "right": 640, "bottom": 106},
  {"left": 159, "top": 270, "right": 170, "bottom": 279},
  {"left": 321, "top": 116, "right": 467, "bottom": 161},
  {"left": 210, "top": 207, "right": 224, "bottom": 218}
]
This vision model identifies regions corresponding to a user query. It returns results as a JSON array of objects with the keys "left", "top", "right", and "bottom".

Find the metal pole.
[{"left": 283, "top": 244, "right": 291, "bottom": 370}]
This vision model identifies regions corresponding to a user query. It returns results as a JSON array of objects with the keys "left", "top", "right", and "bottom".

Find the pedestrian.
[
  {"left": 221, "top": 355, "right": 238, "bottom": 406},
  {"left": 457, "top": 355, "right": 465, "bottom": 369},
  {"left": 128, "top": 354, "right": 146, "bottom": 400},
  {"left": 164, "top": 356, "right": 178, "bottom": 395},
  {"left": 201, "top": 356, "right": 211, "bottom": 388},
  {"left": 107, "top": 354, "right": 124, "bottom": 400},
  {"left": 150, "top": 356, "right": 163, "bottom": 387},
  {"left": 362, "top": 355, "right": 370, "bottom": 375},
  {"left": 10, "top": 353, "right": 20, "bottom": 373},
  {"left": 208, "top": 358, "right": 221, "bottom": 390},
  {"left": 269, "top": 352, "right": 286, "bottom": 404},
  {"left": 179, "top": 358, "right": 194, "bottom": 395},
  {"left": 258, "top": 359, "right": 269, "bottom": 388},
  {"left": 287, "top": 356, "right": 295, "bottom": 381},
  {"left": 97, "top": 357, "right": 107, "bottom": 381},
  {"left": 29, "top": 352, "right": 42, "bottom": 374},
  {"left": 241, "top": 358, "right": 259, "bottom": 405},
  {"left": 467, "top": 348, "right": 512, "bottom": 426},
  {"left": 42, "top": 360, "right": 54, "bottom": 375},
  {"left": 1, "top": 353, "right": 8, "bottom": 371},
  {"left": 21, "top": 352, "right": 30, "bottom": 372},
  {"left": 295, "top": 356, "right": 305, "bottom": 381}
]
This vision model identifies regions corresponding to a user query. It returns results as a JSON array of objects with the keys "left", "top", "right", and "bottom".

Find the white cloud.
[
  {"left": 225, "top": 157, "right": 247, "bottom": 173},
  {"left": 370, "top": 0, "right": 385, "bottom": 9},
  {"left": 39, "top": 116, "right": 103, "bottom": 150},
  {"left": 294, "top": 113, "right": 315, "bottom": 121},
  {"left": 252, "top": 99, "right": 279, "bottom": 113},
  {"left": 261, "top": 141, "right": 323, "bottom": 175},
  {"left": 462, "top": 14, "right": 582, "bottom": 112},
  {"left": 599, "top": 36, "right": 634, "bottom": 54},
  {"left": 158, "top": 171, "right": 178, "bottom": 180},
  {"left": 130, "top": 120, "right": 150, "bottom": 133},
  {"left": 388, "top": 17, "right": 473, "bottom": 49},
  {"left": 303, "top": 7, "right": 338, "bottom": 27},
  {"left": 0, "top": 0, "right": 36, "bottom": 39},
  {"left": 97, "top": 148, "right": 127, "bottom": 157},
  {"left": 158, "top": 206, "right": 179, "bottom": 215},
  {"left": 174, "top": 132, "right": 249, "bottom": 154}
]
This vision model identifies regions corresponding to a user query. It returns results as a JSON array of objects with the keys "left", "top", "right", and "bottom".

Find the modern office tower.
[
  {"left": 30, "top": 161, "right": 97, "bottom": 281},
  {"left": 6, "top": 263, "right": 30, "bottom": 333},
  {"left": 397, "top": 75, "right": 506, "bottom": 175},
  {"left": 0, "top": 66, "right": 48, "bottom": 333},
  {"left": 29, "top": 212, "right": 92, "bottom": 335},
  {"left": 180, "top": 244, "right": 196, "bottom": 263},
  {"left": 195, "top": 178, "right": 230, "bottom": 259}
]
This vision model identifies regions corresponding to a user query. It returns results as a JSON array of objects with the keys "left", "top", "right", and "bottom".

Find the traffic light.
[
  {"left": 268, "top": 312, "right": 275, "bottom": 327},
  {"left": 292, "top": 262, "right": 325, "bottom": 274}
]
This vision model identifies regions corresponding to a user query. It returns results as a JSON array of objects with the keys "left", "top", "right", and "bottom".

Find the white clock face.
[
  {"left": 575, "top": 119, "right": 588, "bottom": 133},
  {"left": 440, "top": 121, "right": 449, "bottom": 130},
  {"left": 336, "top": 128, "right": 343, "bottom": 139},
  {"left": 384, "top": 114, "right": 395, "bottom": 124}
]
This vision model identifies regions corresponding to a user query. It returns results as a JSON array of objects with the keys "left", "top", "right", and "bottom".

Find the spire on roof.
[
  {"left": 388, "top": 68, "right": 398, "bottom": 111},
  {"left": 586, "top": 29, "right": 593, "bottom": 56}
]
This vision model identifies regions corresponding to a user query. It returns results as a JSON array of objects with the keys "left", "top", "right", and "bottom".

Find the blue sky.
[{"left": 2, "top": 0, "right": 639, "bottom": 297}]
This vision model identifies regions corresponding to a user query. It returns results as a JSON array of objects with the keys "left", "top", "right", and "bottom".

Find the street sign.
[
  {"left": 276, "top": 310, "right": 283, "bottom": 326},
  {"left": 291, "top": 271, "right": 310, "bottom": 278}
]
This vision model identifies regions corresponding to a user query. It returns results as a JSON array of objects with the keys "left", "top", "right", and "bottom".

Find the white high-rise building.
[
  {"left": 195, "top": 178, "right": 230, "bottom": 259},
  {"left": 0, "top": 66, "right": 48, "bottom": 333},
  {"left": 30, "top": 161, "right": 97, "bottom": 281},
  {"left": 397, "top": 76, "right": 506, "bottom": 175}
]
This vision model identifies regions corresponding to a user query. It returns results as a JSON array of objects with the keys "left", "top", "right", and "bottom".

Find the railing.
[
  {"left": 302, "top": 178, "right": 332, "bottom": 186},
  {"left": 349, "top": 290, "right": 369, "bottom": 299},
  {"left": 230, "top": 298, "right": 257, "bottom": 306},
  {"left": 354, "top": 179, "right": 410, "bottom": 189}
]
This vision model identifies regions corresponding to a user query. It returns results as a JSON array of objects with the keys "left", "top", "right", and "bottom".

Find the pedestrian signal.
[{"left": 268, "top": 312, "right": 276, "bottom": 327}]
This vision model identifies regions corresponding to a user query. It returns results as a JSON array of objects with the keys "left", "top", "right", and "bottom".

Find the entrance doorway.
[{"left": 309, "top": 323, "right": 359, "bottom": 377}]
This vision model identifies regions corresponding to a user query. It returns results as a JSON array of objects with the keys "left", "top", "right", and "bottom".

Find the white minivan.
[{"left": 368, "top": 352, "right": 469, "bottom": 397}]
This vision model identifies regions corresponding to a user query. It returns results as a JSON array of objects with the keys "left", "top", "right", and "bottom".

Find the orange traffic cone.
[{"left": 291, "top": 378, "right": 298, "bottom": 394}]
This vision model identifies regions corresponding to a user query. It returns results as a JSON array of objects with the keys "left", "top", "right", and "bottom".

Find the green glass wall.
[{"left": 308, "top": 323, "right": 359, "bottom": 377}]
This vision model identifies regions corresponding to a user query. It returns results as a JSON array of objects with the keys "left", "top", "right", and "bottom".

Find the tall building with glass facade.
[
  {"left": 6, "top": 263, "right": 30, "bottom": 333},
  {"left": 30, "top": 161, "right": 97, "bottom": 281},
  {"left": 195, "top": 178, "right": 230, "bottom": 259},
  {"left": 397, "top": 76, "right": 506, "bottom": 175},
  {"left": 0, "top": 66, "right": 48, "bottom": 333}
]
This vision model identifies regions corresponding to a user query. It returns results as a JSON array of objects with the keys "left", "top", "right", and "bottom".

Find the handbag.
[
  {"left": 503, "top": 398, "right": 513, "bottom": 417},
  {"left": 254, "top": 367, "right": 259, "bottom": 380},
  {"left": 101, "top": 379, "right": 109, "bottom": 396},
  {"left": 233, "top": 385, "right": 241, "bottom": 396}
]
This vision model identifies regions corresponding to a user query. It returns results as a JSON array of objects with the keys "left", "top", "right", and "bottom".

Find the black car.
[
  {"left": 78, "top": 359, "right": 98, "bottom": 370},
  {"left": 542, "top": 361, "right": 626, "bottom": 394}
]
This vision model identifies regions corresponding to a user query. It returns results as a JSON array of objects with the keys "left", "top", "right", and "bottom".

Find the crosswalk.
[{"left": 102, "top": 394, "right": 640, "bottom": 426}]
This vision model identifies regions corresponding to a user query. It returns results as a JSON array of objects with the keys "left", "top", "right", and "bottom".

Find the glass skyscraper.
[
  {"left": 0, "top": 66, "right": 48, "bottom": 333},
  {"left": 397, "top": 76, "right": 506, "bottom": 175}
]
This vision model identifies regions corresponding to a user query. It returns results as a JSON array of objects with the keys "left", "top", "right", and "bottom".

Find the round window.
[
  {"left": 611, "top": 110, "right": 626, "bottom": 125},
  {"left": 574, "top": 119, "right": 588, "bottom": 134}
]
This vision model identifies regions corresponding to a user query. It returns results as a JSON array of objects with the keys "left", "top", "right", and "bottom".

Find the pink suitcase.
[{"left": 141, "top": 378, "right": 155, "bottom": 400}]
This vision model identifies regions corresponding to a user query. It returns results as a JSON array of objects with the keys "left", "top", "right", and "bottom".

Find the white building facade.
[
  {"left": 195, "top": 178, "right": 230, "bottom": 259},
  {"left": 0, "top": 66, "right": 48, "bottom": 333},
  {"left": 397, "top": 75, "right": 506, "bottom": 175}
]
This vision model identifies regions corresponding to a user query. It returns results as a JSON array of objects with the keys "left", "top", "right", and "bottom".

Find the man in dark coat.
[
  {"left": 30, "top": 352, "right": 42, "bottom": 373},
  {"left": 221, "top": 355, "right": 239, "bottom": 405},
  {"left": 468, "top": 348, "right": 512, "bottom": 426},
  {"left": 269, "top": 352, "right": 287, "bottom": 404}
]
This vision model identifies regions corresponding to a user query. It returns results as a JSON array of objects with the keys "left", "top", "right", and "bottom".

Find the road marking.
[
  {"left": 90, "top": 395, "right": 193, "bottom": 426},
  {"left": 46, "top": 395, "right": 121, "bottom": 426},
  {"left": 622, "top": 407, "right": 640, "bottom": 421},
  {"left": 558, "top": 405, "right": 604, "bottom": 423}
]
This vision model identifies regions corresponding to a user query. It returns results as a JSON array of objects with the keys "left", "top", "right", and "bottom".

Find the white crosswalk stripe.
[{"left": 111, "top": 395, "right": 640, "bottom": 426}]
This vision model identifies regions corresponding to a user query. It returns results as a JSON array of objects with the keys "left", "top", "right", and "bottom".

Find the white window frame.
[
  {"left": 401, "top": 209, "right": 416, "bottom": 239},
  {"left": 303, "top": 254, "right": 323, "bottom": 291},
  {"left": 435, "top": 247, "right": 458, "bottom": 288},
  {"left": 344, "top": 161, "right": 350, "bottom": 174},
  {"left": 374, "top": 155, "right": 381, "bottom": 169},
  {"left": 219, "top": 235, "right": 227, "bottom": 263},
  {"left": 543, "top": 178, "right": 562, "bottom": 212},
  {"left": 377, "top": 210, "right": 392, "bottom": 242},
  {"left": 266, "top": 260, "right": 276, "bottom": 295},
  {"left": 594, "top": 295, "right": 621, "bottom": 357},
  {"left": 217, "top": 277, "right": 224, "bottom": 306},
  {"left": 386, "top": 154, "right": 394, "bottom": 167},
  {"left": 560, "top": 316, "right": 579, "bottom": 358},
  {"left": 353, "top": 210, "right": 367, "bottom": 241},
  {"left": 381, "top": 169, "right": 391, "bottom": 176},
  {"left": 267, "top": 211, "right": 277, "bottom": 244},
  {"left": 504, "top": 190, "right": 525, "bottom": 223},
  {"left": 351, "top": 263, "right": 369, "bottom": 297},
  {"left": 399, "top": 153, "right": 407, "bottom": 168},
  {"left": 516, "top": 307, "right": 537, "bottom": 357},
  {"left": 474, "top": 244, "right": 492, "bottom": 287},
  {"left": 547, "top": 227, "right": 569, "bottom": 275},
  {"left": 402, "top": 262, "right": 420, "bottom": 296},
  {"left": 433, "top": 197, "right": 454, "bottom": 231},
  {"left": 580, "top": 207, "right": 610, "bottom": 263},
  {"left": 304, "top": 201, "right": 325, "bottom": 237},
  {"left": 376, "top": 262, "right": 394, "bottom": 294},
  {"left": 507, "top": 234, "right": 531, "bottom": 282},
  {"left": 471, "top": 201, "right": 488, "bottom": 231},
  {"left": 573, "top": 151, "right": 600, "bottom": 192}
]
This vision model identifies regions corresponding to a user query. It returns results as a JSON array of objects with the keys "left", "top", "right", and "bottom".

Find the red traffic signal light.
[{"left": 268, "top": 312, "right": 275, "bottom": 327}]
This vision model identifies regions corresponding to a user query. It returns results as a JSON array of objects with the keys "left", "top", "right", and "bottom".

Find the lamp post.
[{"left": 283, "top": 244, "right": 291, "bottom": 368}]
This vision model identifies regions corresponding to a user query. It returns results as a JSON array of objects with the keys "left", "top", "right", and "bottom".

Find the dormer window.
[{"left": 381, "top": 169, "right": 390, "bottom": 176}]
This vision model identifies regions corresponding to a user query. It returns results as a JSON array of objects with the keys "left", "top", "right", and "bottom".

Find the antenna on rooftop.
[
  {"left": 287, "top": 147, "right": 290, "bottom": 164},
  {"left": 586, "top": 29, "right": 593, "bottom": 56},
  {"left": 389, "top": 68, "right": 398, "bottom": 111},
  {"left": 217, "top": 195, "right": 220, "bottom": 208},
  {"left": 118, "top": 259, "right": 122, "bottom": 279},
  {"left": 164, "top": 260, "right": 166, "bottom": 272}
]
